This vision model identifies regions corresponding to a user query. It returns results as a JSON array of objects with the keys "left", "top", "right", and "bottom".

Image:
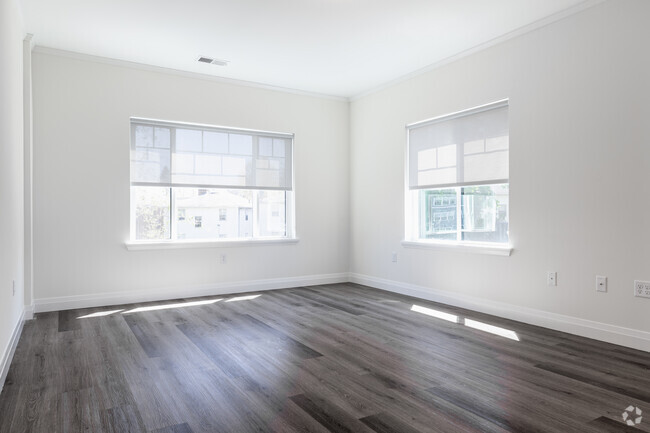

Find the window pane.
[
  {"left": 259, "top": 137, "right": 273, "bottom": 156},
  {"left": 257, "top": 190, "right": 287, "bottom": 237},
  {"left": 419, "top": 188, "right": 457, "bottom": 240},
  {"left": 461, "top": 184, "right": 509, "bottom": 243},
  {"left": 132, "top": 125, "right": 171, "bottom": 183},
  {"left": 134, "top": 125, "right": 153, "bottom": 148},
  {"left": 176, "top": 129, "right": 202, "bottom": 152},
  {"left": 229, "top": 134, "right": 253, "bottom": 155},
  {"left": 133, "top": 187, "right": 170, "bottom": 240},
  {"left": 154, "top": 128, "right": 170, "bottom": 149},
  {"left": 175, "top": 188, "right": 253, "bottom": 240},
  {"left": 204, "top": 132, "right": 229, "bottom": 153},
  {"left": 131, "top": 148, "right": 171, "bottom": 183}
]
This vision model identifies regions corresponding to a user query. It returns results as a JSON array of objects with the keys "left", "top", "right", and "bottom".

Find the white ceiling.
[{"left": 20, "top": 0, "right": 593, "bottom": 98}]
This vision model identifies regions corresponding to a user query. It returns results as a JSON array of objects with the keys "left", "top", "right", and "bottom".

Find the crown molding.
[
  {"left": 350, "top": 0, "right": 608, "bottom": 102},
  {"left": 32, "top": 45, "right": 348, "bottom": 102},
  {"left": 23, "top": 33, "right": 34, "bottom": 49}
]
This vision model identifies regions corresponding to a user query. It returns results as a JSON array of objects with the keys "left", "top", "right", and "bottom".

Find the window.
[
  {"left": 406, "top": 100, "right": 509, "bottom": 245},
  {"left": 130, "top": 118, "right": 294, "bottom": 242}
]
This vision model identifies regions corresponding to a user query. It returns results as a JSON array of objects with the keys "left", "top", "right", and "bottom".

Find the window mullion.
[
  {"left": 170, "top": 127, "right": 176, "bottom": 241},
  {"left": 170, "top": 126, "right": 176, "bottom": 184},
  {"left": 170, "top": 187, "right": 176, "bottom": 240},
  {"left": 456, "top": 187, "right": 462, "bottom": 242},
  {"left": 252, "top": 190, "right": 260, "bottom": 238},
  {"left": 251, "top": 135, "right": 258, "bottom": 187}
]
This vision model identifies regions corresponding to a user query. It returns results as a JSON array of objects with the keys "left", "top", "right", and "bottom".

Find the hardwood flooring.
[{"left": 1, "top": 283, "right": 650, "bottom": 432}]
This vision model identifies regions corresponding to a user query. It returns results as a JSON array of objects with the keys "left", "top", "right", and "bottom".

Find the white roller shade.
[
  {"left": 408, "top": 100, "right": 508, "bottom": 190},
  {"left": 131, "top": 119, "right": 293, "bottom": 191}
]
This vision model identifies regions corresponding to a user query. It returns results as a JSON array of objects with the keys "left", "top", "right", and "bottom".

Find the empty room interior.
[{"left": 2, "top": 0, "right": 650, "bottom": 431}]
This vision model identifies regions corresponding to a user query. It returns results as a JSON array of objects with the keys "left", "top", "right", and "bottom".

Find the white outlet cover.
[
  {"left": 634, "top": 280, "right": 650, "bottom": 298},
  {"left": 547, "top": 272, "right": 557, "bottom": 286},
  {"left": 596, "top": 276, "right": 607, "bottom": 292}
]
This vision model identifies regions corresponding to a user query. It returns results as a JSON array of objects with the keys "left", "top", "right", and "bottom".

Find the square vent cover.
[{"left": 197, "top": 56, "right": 229, "bottom": 66}]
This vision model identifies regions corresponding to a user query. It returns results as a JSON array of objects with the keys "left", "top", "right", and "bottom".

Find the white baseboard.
[
  {"left": 31, "top": 271, "right": 650, "bottom": 352},
  {"left": 349, "top": 273, "right": 650, "bottom": 353},
  {"left": 0, "top": 308, "right": 26, "bottom": 394},
  {"left": 34, "top": 273, "right": 349, "bottom": 313},
  {"left": 24, "top": 304, "right": 34, "bottom": 321}
]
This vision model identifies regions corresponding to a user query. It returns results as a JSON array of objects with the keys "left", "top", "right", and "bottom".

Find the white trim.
[
  {"left": 33, "top": 272, "right": 348, "bottom": 313},
  {"left": 24, "top": 33, "right": 34, "bottom": 49},
  {"left": 401, "top": 240, "right": 512, "bottom": 256},
  {"left": 23, "top": 304, "right": 34, "bottom": 321},
  {"left": 24, "top": 34, "right": 35, "bottom": 312},
  {"left": 349, "top": 273, "right": 650, "bottom": 353},
  {"left": 32, "top": 46, "right": 348, "bottom": 102},
  {"left": 350, "top": 0, "right": 608, "bottom": 101},
  {"left": 0, "top": 309, "right": 25, "bottom": 394},
  {"left": 125, "top": 237, "right": 299, "bottom": 251}
]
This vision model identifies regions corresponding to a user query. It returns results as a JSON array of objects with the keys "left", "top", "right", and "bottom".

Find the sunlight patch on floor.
[
  {"left": 411, "top": 304, "right": 520, "bottom": 341},
  {"left": 225, "top": 294, "right": 261, "bottom": 302},
  {"left": 411, "top": 305, "right": 459, "bottom": 323},
  {"left": 463, "top": 318, "right": 519, "bottom": 341},
  {"left": 123, "top": 298, "right": 222, "bottom": 314},
  {"left": 77, "top": 309, "right": 124, "bottom": 319}
]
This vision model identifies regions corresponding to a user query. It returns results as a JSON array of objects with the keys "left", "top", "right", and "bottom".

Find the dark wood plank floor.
[{"left": 1, "top": 283, "right": 649, "bottom": 432}]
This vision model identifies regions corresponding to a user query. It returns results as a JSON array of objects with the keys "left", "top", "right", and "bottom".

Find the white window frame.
[
  {"left": 403, "top": 101, "right": 512, "bottom": 256},
  {"left": 127, "top": 118, "right": 297, "bottom": 250}
]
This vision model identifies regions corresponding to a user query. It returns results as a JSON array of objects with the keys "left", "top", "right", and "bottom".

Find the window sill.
[
  {"left": 401, "top": 240, "right": 512, "bottom": 256},
  {"left": 125, "top": 237, "right": 299, "bottom": 251}
]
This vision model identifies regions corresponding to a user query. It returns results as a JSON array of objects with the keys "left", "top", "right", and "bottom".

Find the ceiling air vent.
[{"left": 197, "top": 56, "right": 229, "bottom": 66}]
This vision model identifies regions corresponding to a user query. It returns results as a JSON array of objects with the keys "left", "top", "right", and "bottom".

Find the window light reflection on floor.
[
  {"left": 410, "top": 305, "right": 459, "bottom": 323},
  {"left": 225, "top": 294, "right": 261, "bottom": 302},
  {"left": 411, "top": 304, "right": 520, "bottom": 341},
  {"left": 122, "top": 298, "right": 222, "bottom": 314},
  {"left": 77, "top": 309, "right": 124, "bottom": 319},
  {"left": 464, "top": 318, "right": 520, "bottom": 341},
  {"left": 76, "top": 294, "right": 263, "bottom": 319}
]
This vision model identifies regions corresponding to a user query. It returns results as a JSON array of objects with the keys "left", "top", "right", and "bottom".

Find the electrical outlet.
[
  {"left": 547, "top": 272, "right": 557, "bottom": 286},
  {"left": 596, "top": 276, "right": 607, "bottom": 292},
  {"left": 391, "top": 252, "right": 398, "bottom": 263},
  {"left": 220, "top": 254, "right": 227, "bottom": 264},
  {"left": 12, "top": 280, "right": 15, "bottom": 296},
  {"left": 634, "top": 280, "right": 650, "bottom": 298}
]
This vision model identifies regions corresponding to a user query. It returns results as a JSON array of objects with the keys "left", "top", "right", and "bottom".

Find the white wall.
[
  {"left": 32, "top": 52, "right": 350, "bottom": 307},
  {"left": 350, "top": 0, "right": 650, "bottom": 346},
  {"left": 0, "top": 0, "right": 25, "bottom": 379}
]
